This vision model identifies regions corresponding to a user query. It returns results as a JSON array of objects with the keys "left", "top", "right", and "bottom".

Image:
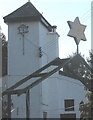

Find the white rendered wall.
[
  {"left": 8, "top": 20, "right": 59, "bottom": 118},
  {"left": 41, "top": 73, "right": 87, "bottom": 118},
  {"left": 8, "top": 22, "right": 40, "bottom": 77},
  {"left": 38, "top": 22, "right": 86, "bottom": 118},
  {"left": 39, "top": 22, "right": 59, "bottom": 67},
  {"left": 7, "top": 19, "right": 86, "bottom": 118},
  {"left": 8, "top": 21, "right": 43, "bottom": 118}
]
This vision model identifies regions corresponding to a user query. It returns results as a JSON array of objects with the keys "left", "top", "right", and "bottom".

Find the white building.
[{"left": 3, "top": 1, "right": 87, "bottom": 119}]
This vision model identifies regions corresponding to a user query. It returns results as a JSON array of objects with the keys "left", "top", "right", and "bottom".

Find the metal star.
[{"left": 67, "top": 17, "right": 87, "bottom": 45}]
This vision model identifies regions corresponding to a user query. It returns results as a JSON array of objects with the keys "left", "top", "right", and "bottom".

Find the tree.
[
  {"left": 61, "top": 51, "right": 93, "bottom": 119},
  {"left": 0, "top": 26, "right": 7, "bottom": 76},
  {"left": 0, "top": 26, "right": 8, "bottom": 118},
  {"left": 63, "top": 52, "right": 91, "bottom": 82},
  {"left": 79, "top": 50, "right": 93, "bottom": 119}
]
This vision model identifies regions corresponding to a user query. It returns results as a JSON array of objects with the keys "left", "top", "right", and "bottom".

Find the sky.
[{"left": 0, "top": 0, "right": 92, "bottom": 59}]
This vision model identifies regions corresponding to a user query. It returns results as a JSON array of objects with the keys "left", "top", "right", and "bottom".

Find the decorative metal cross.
[
  {"left": 18, "top": 24, "right": 29, "bottom": 55},
  {"left": 67, "top": 17, "right": 87, "bottom": 54}
]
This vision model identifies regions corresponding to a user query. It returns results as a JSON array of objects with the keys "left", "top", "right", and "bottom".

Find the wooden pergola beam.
[
  {"left": 3, "top": 56, "right": 74, "bottom": 95},
  {"left": 4, "top": 54, "right": 90, "bottom": 96},
  {"left": 5, "top": 58, "right": 59, "bottom": 91},
  {"left": 3, "top": 65, "right": 65, "bottom": 95},
  {"left": 23, "top": 65, "right": 63, "bottom": 92},
  {"left": 59, "top": 71, "right": 93, "bottom": 92},
  {"left": 26, "top": 90, "right": 30, "bottom": 118},
  {"left": 3, "top": 54, "right": 92, "bottom": 119},
  {"left": 2, "top": 88, "right": 24, "bottom": 96}
]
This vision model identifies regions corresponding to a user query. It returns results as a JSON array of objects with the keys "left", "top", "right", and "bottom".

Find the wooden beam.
[
  {"left": 7, "top": 94, "right": 11, "bottom": 118},
  {"left": 26, "top": 90, "right": 30, "bottom": 119},
  {"left": 31, "top": 73, "right": 48, "bottom": 77},
  {"left": 52, "top": 58, "right": 70, "bottom": 66},
  {"left": 3, "top": 67, "right": 61, "bottom": 95},
  {"left": 6, "top": 58, "right": 59, "bottom": 91},
  {"left": 23, "top": 58, "right": 72, "bottom": 92},
  {"left": 3, "top": 56, "right": 75, "bottom": 95},
  {"left": 2, "top": 89, "right": 24, "bottom": 96},
  {"left": 59, "top": 71, "right": 93, "bottom": 92}
]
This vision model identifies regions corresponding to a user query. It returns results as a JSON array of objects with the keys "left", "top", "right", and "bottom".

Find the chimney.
[{"left": 52, "top": 25, "right": 57, "bottom": 32}]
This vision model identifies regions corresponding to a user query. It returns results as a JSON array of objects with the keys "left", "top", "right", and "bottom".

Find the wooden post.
[
  {"left": 77, "top": 44, "right": 79, "bottom": 54},
  {"left": 26, "top": 90, "right": 30, "bottom": 119},
  {"left": 7, "top": 94, "right": 11, "bottom": 118},
  {"left": 22, "top": 34, "right": 25, "bottom": 55}
]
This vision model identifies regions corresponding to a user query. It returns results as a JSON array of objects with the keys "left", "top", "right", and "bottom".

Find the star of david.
[{"left": 67, "top": 17, "right": 87, "bottom": 45}]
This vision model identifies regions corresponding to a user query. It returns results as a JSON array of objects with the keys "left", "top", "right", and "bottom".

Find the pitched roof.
[{"left": 3, "top": 2, "right": 52, "bottom": 31}]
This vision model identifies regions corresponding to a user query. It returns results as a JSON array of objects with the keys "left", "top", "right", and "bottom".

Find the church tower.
[
  {"left": 4, "top": 1, "right": 59, "bottom": 78},
  {"left": 3, "top": 1, "right": 59, "bottom": 118}
]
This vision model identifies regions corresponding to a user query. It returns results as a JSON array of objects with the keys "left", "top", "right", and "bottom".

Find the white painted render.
[
  {"left": 5, "top": 14, "right": 87, "bottom": 118},
  {"left": 41, "top": 73, "right": 87, "bottom": 118}
]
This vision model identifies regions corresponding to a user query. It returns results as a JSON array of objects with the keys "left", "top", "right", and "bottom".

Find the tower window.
[{"left": 64, "top": 99, "right": 74, "bottom": 111}]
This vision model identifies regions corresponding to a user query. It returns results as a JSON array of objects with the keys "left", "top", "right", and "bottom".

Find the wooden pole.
[
  {"left": 26, "top": 90, "right": 30, "bottom": 119},
  {"left": 7, "top": 94, "right": 11, "bottom": 118},
  {"left": 23, "top": 34, "right": 25, "bottom": 55},
  {"left": 77, "top": 44, "right": 79, "bottom": 54}
]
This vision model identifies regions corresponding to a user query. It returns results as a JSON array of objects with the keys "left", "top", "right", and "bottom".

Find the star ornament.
[{"left": 67, "top": 17, "right": 87, "bottom": 45}]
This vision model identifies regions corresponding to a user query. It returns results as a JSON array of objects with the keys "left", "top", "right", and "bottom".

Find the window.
[
  {"left": 64, "top": 99, "right": 74, "bottom": 111},
  {"left": 60, "top": 113, "right": 76, "bottom": 120},
  {"left": 43, "top": 112, "right": 47, "bottom": 120}
]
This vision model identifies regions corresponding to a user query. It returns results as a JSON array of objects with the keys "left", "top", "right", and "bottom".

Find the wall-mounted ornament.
[
  {"left": 39, "top": 47, "right": 43, "bottom": 58},
  {"left": 67, "top": 17, "right": 87, "bottom": 54},
  {"left": 18, "top": 24, "right": 29, "bottom": 55}
]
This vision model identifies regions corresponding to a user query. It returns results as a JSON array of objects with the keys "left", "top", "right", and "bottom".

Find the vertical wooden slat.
[
  {"left": 26, "top": 90, "right": 30, "bottom": 119},
  {"left": 7, "top": 94, "right": 11, "bottom": 118}
]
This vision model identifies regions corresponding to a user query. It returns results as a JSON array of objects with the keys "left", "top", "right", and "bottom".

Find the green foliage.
[
  {"left": 0, "top": 25, "right": 7, "bottom": 76},
  {"left": 79, "top": 50, "right": 93, "bottom": 119},
  {"left": 65, "top": 51, "right": 93, "bottom": 119},
  {"left": 64, "top": 52, "right": 90, "bottom": 80}
]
